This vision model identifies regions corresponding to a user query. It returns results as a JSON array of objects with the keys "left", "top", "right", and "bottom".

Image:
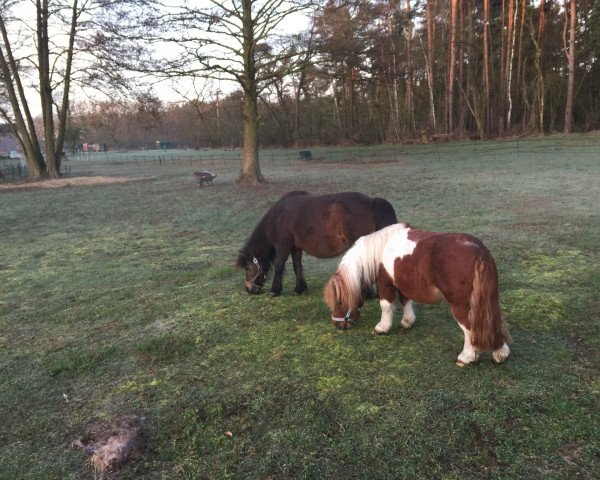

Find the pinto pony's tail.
[
  {"left": 468, "top": 257, "right": 511, "bottom": 353},
  {"left": 323, "top": 267, "right": 362, "bottom": 314},
  {"left": 372, "top": 198, "right": 398, "bottom": 230}
]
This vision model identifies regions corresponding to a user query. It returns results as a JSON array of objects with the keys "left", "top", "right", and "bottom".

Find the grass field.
[{"left": 1, "top": 137, "right": 598, "bottom": 479}]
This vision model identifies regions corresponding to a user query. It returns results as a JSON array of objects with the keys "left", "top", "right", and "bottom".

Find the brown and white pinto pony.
[{"left": 323, "top": 223, "right": 511, "bottom": 366}]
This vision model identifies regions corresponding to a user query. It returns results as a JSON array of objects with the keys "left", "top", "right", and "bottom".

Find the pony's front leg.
[
  {"left": 373, "top": 272, "right": 398, "bottom": 335},
  {"left": 268, "top": 250, "right": 289, "bottom": 296},
  {"left": 291, "top": 249, "right": 308, "bottom": 295},
  {"left": 373, "top": 298, "right": 396, "bottom": 335}
]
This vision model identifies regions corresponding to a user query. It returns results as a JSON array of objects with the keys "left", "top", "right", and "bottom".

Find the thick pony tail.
[
  {"left": 468, "top": 257, "right": 511, "bottom": 352},
  {"left": 372, "top": 198, "right": 398, "bottom": 230},
  {"left": 323, "top": 268, "right": 362, "bottom": 313}
]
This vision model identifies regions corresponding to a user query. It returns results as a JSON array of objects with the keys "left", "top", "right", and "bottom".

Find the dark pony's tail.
[
  {"left": 468, "top": 257, "right": 511, "bottom": 352},
  {"left": 372, "top": 198, "right": 398, "bottom": 230}
]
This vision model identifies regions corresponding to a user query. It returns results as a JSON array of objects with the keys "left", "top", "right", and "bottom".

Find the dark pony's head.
[{"left": 236, "top": 250, "right": 270, "bottom": 294}]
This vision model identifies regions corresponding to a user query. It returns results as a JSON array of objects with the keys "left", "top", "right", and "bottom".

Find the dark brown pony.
[
  {"left": 323, "top": 223, "right": 511, "bottom": 366},
  {"left": 236, "top": 191, "right": 397, "bottom": 296}
]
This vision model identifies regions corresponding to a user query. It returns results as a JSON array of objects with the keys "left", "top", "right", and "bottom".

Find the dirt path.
[{"left": 0, "top": 175, "right": 154, "bottom": 192}]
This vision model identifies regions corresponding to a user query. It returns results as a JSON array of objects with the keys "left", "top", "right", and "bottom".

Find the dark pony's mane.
[{"left": 239, "top": 191, "right": 309, "bottom": 268}]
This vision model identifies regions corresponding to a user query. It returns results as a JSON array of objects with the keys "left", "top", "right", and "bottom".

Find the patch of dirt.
[{"left": 0, "top": 175, "right": 154, "bottom": 193}]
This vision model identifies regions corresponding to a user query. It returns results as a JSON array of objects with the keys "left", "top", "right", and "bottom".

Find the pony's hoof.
[
  {"left": 372, "top": 328, "right": 388, "bottom": 336},
  {"left": 455, "top": 360, "right": 466, "bottom": 367},
  {"left": 267, "top": 291, "right": 281, "bottom": 297},
  {"left": 492, "top": 344, "right": 510, "bottom": 363},
  {"left": 292, "top": 289, "right": 307, "bottom": 296}
]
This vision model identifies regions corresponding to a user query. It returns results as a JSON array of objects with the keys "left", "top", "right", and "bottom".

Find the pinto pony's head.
[
  {"left": 236, "top": 251, "right": 269, "bottom": 294},
  {"left": 323, "top": 268, "right": 362, "bottom": 330}
]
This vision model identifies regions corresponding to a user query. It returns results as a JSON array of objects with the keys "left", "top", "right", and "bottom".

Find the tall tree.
[
  {"left": 405, "top": 0, "right": 415, "bottom": 134},
  {"left": 0, "top": 0, "right": 142, "bottom": 179},
  {"left": 125, "top": 0, "right": 313, "bottom": 185},
  {"left": 447, "top": 0, "right": 458, "bottom": 133},
  {"left": 483, "top": 0, "right": 491, "bottom": 134},
  {"left": 425, "top": 0, "right": 437, "bottom": 133},
  {"left": 0, "top": 0, "right": 80, "bottom": 178},
  {"left": 563, "top": 0, "right": 576, "bottom": 133}
]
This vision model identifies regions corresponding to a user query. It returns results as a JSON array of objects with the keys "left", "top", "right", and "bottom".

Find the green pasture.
[{"left": 1, "top": 137, "right": 598, "bottom": 479}]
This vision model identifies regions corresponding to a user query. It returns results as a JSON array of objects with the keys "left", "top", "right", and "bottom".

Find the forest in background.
[{"left": 32, "top": 0, "right": 600, "bottom": 150}]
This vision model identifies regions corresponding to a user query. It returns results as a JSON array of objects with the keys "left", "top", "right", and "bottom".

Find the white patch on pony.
[
  {"left": 336, "top": 223, "right": 413, "bottom": 304},
  {"left": 374, "top": 299, "right": 396, "bottom": 334},
  {"left": 400, "top": 300, "right": 416, "bottom": 328},
  {"left": 381, "top": 225, "right": 417, "bottom": 280},
  {"left": 457, "top": 323, "right": 480, "bottom": 365}
]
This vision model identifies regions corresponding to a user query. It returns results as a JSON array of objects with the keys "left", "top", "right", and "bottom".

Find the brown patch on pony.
[
  {"left": 74, "top": 414, "right": 145, "bottom": 475},
  {"left": 376, "top": 265, "right": 398, "bottom": 303},
  {"left": 468, "top": 259, "right": 511, "bottom": 351}
]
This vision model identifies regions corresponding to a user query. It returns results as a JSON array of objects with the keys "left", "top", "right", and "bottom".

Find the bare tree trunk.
[
  {"left": 405, "top": 0, "right": 415, "bottom": 136},
  {"left": 563, "top": 0, "right": 576, "bottom": 133},
  {"left": 293, "top": 23, "right": 315, "bottom": 146},
  {"left": 447, "top": 0, "right": 458, "bottom": 134},
  {"left": 0, "top": 8, "right": 46, "bottom": 178},
  {"left": 457, "top": 0, "right": 465, "bottom": 135},
  {"left": 37, "top": 0, "right": 59, "bottom": 177},
  {"left": 54, "top": 0, "right": 79, "bottom": 176},
  {"left": 529, "top": 13, "right": 545, "bottom": 133},
  {"left": 238, "top": 0, "right": 264, "bottom": 185},
  {"left": 507, "top": 0, "right": 518, "bottom": 131},
  {"left": 483, "top": 0, "right": 491, "bottom": 135},
  {"left": 425, "top": 0, "right": 437, "bottom": 133},
  {"left": 499, "top": 0, "right": 507, "bottom": 135},
  {"left": 387, "top": 3, "right": 400, "bottom": 141},
  {"left": 333, "top": 79, "right": 342, "bottom": 131},
  {"left": 515, "top": 0, "right": 527, "bottom": 128}
]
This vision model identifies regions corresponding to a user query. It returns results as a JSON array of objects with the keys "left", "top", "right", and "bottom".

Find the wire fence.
[
  {"left": 2, "top": 136, "right": 599, "bottom": 181},
  {"left": 0, "top": 161, "right": 28, "bottom": 181}
]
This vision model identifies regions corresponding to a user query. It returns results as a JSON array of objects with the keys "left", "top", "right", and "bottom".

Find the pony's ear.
[{"left": 235, "top": 252, "right": 248, "bottom": 270}]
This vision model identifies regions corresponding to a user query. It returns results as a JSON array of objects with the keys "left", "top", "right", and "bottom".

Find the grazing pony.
[
  {"left": 236, "top": 191, "right": 397, "bottom": 296},
  {"left": 323, "top": 223, "right": 511, "bottom": 365}
]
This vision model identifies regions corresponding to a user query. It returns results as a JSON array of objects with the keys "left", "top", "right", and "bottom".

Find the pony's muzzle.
[
  {"left": 333, "top": 320, "right": 354, "bottom": 330},
  {"left": 245, "top": 282, "right": 262, "bottom": 294}
]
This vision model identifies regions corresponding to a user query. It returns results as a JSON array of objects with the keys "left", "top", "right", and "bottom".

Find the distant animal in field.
[
  {"left": 323, "top": 223, "right": 511, "bottom": 366},
  {"left": 236, "top": 191, "right": 397, "bottom": 296}
]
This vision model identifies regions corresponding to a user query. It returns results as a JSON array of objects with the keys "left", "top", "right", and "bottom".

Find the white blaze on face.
[{"left": 382, "top": 226, "right": 417, "bottom": 279}]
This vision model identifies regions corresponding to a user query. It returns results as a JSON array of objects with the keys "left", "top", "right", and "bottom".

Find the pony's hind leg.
[
  {"left": 456, "top": 324, "right": 481, "bottom": 366},
  {"left": 492, "top": 343, "right": 510, "bottom": 363},
  {"left": 400, "top": 300, "right": 416, "bottom": 329},
  {"left": 451, "top": 304, "right": 481, "bottom": 366}
]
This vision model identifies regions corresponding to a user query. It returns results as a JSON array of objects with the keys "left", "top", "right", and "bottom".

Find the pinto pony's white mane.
[{"left": 324, "top": 223, "right": 409, "bottom": 311}]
